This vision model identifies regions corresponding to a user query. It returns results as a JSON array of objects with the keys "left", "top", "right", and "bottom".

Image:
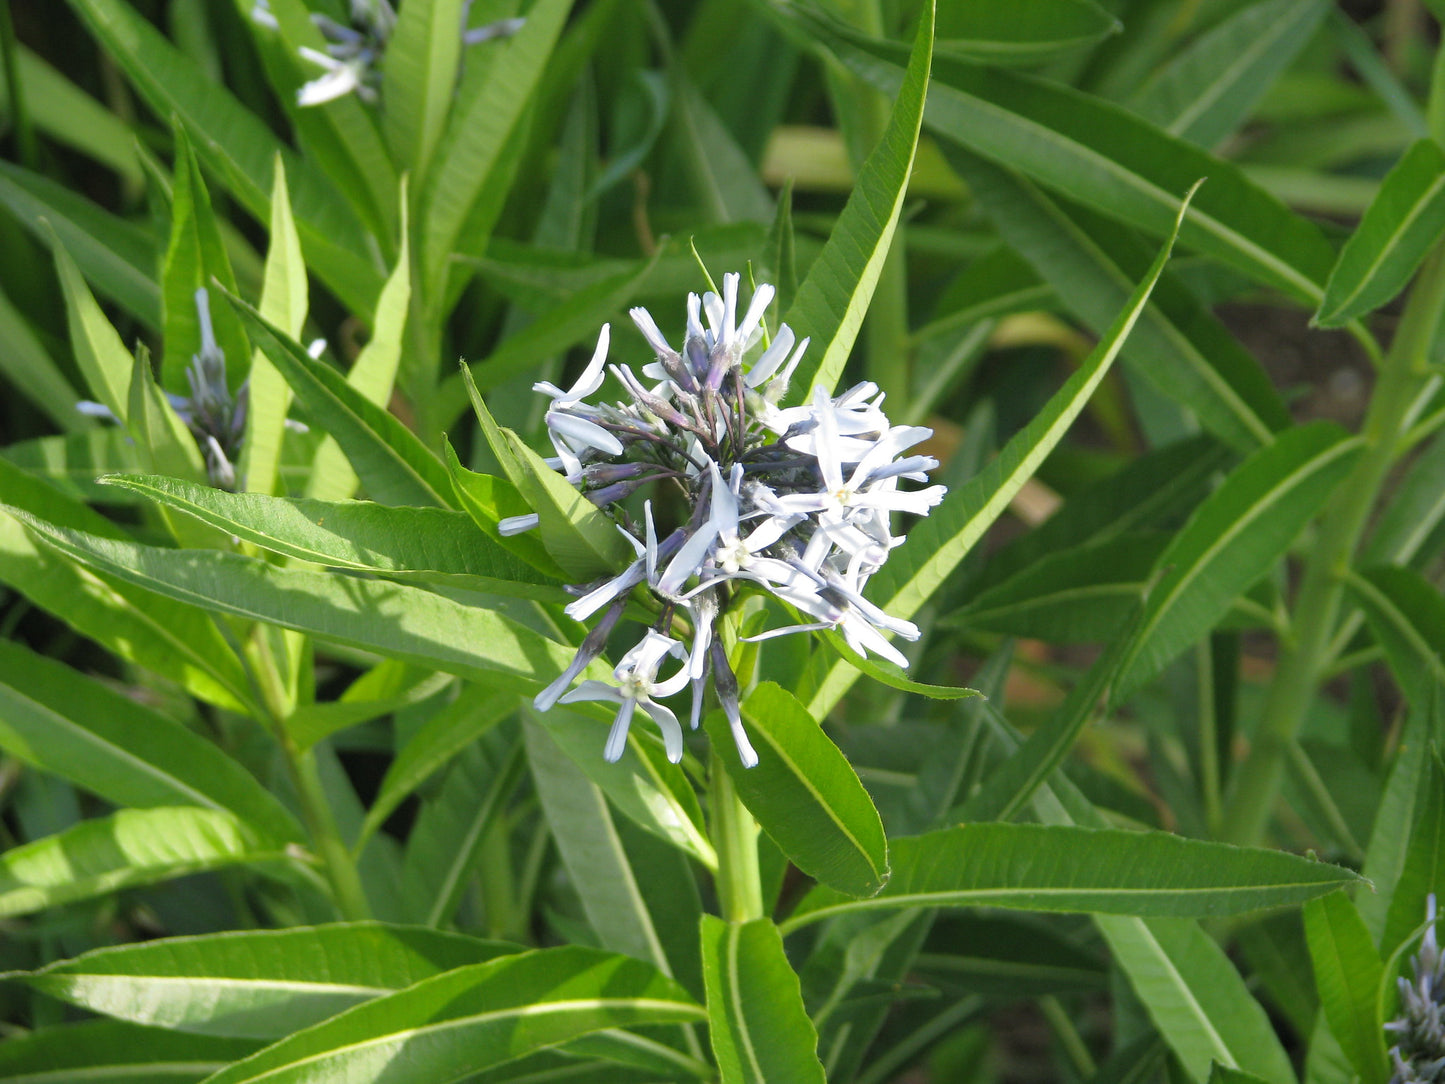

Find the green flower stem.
[
  {"left": 251, "top": 634, "right": 373, "bottom": 922},
  {"left": 1222, "top": 246, "right": 1445, "bottom": 847},
  {"left": 712, "top": 749, "right": 763, "bottom": 923}
]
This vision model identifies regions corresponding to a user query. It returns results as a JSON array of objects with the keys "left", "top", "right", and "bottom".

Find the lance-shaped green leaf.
[
  {"left": 1351, "top": 565, "right": 1445, "bottom": 711},
  {"left": 771, "top": 0, "right": 1337, "bottom": 303},
  {"left": 161, "top": 127, "right": 248, "bottom": 392},
  {"left": 0, "top": 159, "right": 160, "bottom": 329},
  {"left": 0, "top": 807, "right": 282, "bottom": 919},
  {"left": 781, "top": 823, "right": 1359, "bottom": 933},
  {"left": 420, "top": 0, "right": 573, "bottom": 297},
  {"left": 699, "top": 916, "right": 826, "bottom": 1084},
  {"left": 7, "top": 511, "right": 587, "bottom": 696},
  {"left": 785, "top": 0, "right": 931, "bottom": 399},
  {"left": 231, "top": 297, "right": 454, "bottom": 508},
  {"left": 359, "top": 686, "right": 516, "bottom": 845},
  {"left": 951, "top": 151, "right": 1288, "bottom": 452},
  {"left": 0, "top": 458, "right": 254, "bottom": 712},
  {"left": 383, "top": 0, "right": 464, "bottom": 176},
  {"left": 934, "top": 0, "right": 1118, "bottom": 64},
  {"left": 462, "top": 364, "right": 633, "bottom": 579},
  {"left": 806, "top": 179, "right": 1200, "bottom": 720},
  {"left": 948, "top": 533, "right": 1167, "bottom": 643},
  {"left": 1129, "top": 0, "right": 1330, "bottom": 149},
  {"left": 10, "top": 925, "right": 521, "bottom": 1039},
  {"left": 0, "top": 639, "right": 300, "bottom": 846},
  {"left": 101, "top": 474, "right": 566, "bottom": 601},
  {"left": 531, "top": 703, "right": 717, "bottom": 869},
  {"left": 1318, "top": 140, "right": 1445, "bottom": 326},
  {"left": 976, "top": 697, "right": 1295, "bottom": 1084},
  {"left": 1380, "top": 752, "right": 1445, "bottom": 960},
  {"left": 50, "top": 231, "right": 134, "bottom": 425},
  {"left": 0, "top": 286, "right": 89, "bottom": 433},
  {"left": 0, "top": 1021, "right": 258, "bottom": 1084},
  {"left": 1114, "top": 422, "right": 1362, "bottom": 698},
  {"left": 526, "top": 720, "right": 680, "bottom": 980},
  {"left": 1303, "top": 891, "right": 1389, "bottom": 1084},
  {"left": 241, "top": 156, "right": 308, "bottom": 498},
  {"left": 708, "top": 683, "right": 887, "bottom": 898},
  {"left": 196, "top": 947, "right": 704, "bottom": 1084},
  {"left": 307, "top": 184, "right": 413, "bottom": 503},
  {"left": 288, "top": 668, "right": 454, "bottom": 752},
  {"left": 61, "top": 0, "right": 384, "bottom": 316},
  {"left": 444, "top": 441, "right": 571, "bottom": 580}
]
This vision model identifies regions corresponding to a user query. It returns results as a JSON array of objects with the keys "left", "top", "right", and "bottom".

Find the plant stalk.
[
  {"left": 711, "top": 749, "right": 763, "bottom": 923},
  {"left": 1221, "top": 247, "right": 1445, "bottom": 846},
  {"left": 252, "top": 634, "right": 372, "bottom": 921}
]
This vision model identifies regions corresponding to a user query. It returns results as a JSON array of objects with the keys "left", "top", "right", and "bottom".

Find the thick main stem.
[
  {"left": 253, "top": 636, "right": 373, "bottom": 921},
  {"left": 1221, "top": 248, "right": 1445, "bottom": 846}
]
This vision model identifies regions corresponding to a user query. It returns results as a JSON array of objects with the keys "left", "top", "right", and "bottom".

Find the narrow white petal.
[
  {"left": 498, "top": 513, "right": 539, "bottom": 536},
  {"left": 604, "top": 699, "right": 638, "bottom": 762},
  {"left": 546, "top": 410, "right": 624, "bottom": 455},
  {"left": 641, "top": 702, "right": 685, "bottom": 763}
]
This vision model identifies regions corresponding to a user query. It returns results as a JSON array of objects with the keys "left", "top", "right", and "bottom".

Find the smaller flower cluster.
[
  {"left": 252, "top": 0, "right": 523, "bottom": 107},
  {"left": 78, "top": 288, "right": 314, "bottom": 490},
  {"left": 1388, "top": 894, "right": 1445, "bottom": 1084},
  {"left": 527, "top": 273, "right": 945, "bottom": 766}
]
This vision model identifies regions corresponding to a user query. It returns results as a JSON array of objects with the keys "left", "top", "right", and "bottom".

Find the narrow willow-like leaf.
[
  {"left": 8, "top": 511, "right": 588, "bottom": 691},
  {"left": 232, "top": 297, "right": 454, "bottom": 508},
  {"left": 0, "top": 458, "right": 253, "bottom": 712},
  {"left": 126, "top": 343, "right": 208, "bottom": 487},
  {"left": 444, "top": 441, "right": 572, "bottom": 580},
  {"left": 61, "top": 0, "right": 384, "bottom": 316},
  {"left": 785, "top": 0, "right": 931, "bottom": 398},
  {"left": 1318, "top": 140, "right": 1445, "bottom": 326},
  {"left": 101, "top": 474, "right": 565, "bottom": 601},
  {"left": 0, "top": 159, "right": 160, "bottom": 328},
  {"left": 951, "top": 151, "right": 1288, "bottom": 452},
  {"left": 783, "top": 823, "right": 1358, "bottom": 932},
  {"left": 1380, "top": 752, "right": 1445, "bottom": 960},
  {"left": 672, "top": 75, "right": 773, "bottom": 225},
  {"left": 197, "top": 947, "right": 704, "bottom": 1084},
  {"left": 50, "top": 232, "right": 133, "bottom": 424},
  {"left": 528, "top": 704, "right": 717, "bottom": 870},
  {"left": 0, "top": 287, "right": 87, "bottom": 432},
  {"left": 287, "top": 669, "right": 453, "bottom": 752},
  {"left": 420, "top": 0, "right": 573, "bottom": 297},
  {"left": 462, "top": 365, "right": 633, "bottom": 579},
  {"left": 773, "top": 0, "right": 1337, "bottom": 302},
  {"left": 160, "top": 127, "right": 247, "bottom": 392},
  {"left": 699, "top": 916, "right": 826, "bottom": 1084},
  {"left": 0, "top": 807, "right": 280, "bottom": 918},
  {"left": 0, "top": 639, "right": 300, "bottom": 845},
  {"left": 359, "top": 686, "right": 515, "bottom": 845},
  {"left": 709, "top": 682, "right": 888, "bottom": 898},
  {"left": 948, "top": 533, "right": 1166, "bottom": 642},
  {"left": 1129, "top": 0, "right": 1330, "bottom": 148},
  {"left": 976, "top": 699, "right": 1295, "bottom": 1083},
  {"left": 381, "top": 0, "right": 464, "bottom": 177},
  {"left": 807, "top": 180, "right": 1199, "bottom": 720},
  {"left": 1303, "top": 892, "right": 1389, "bottom": 1084},
  {"left": 526, "top": 721, "right": 678, "bottom": 978},
  {"left": 12, "top": 925, "right": 520, "bottom": 1039},
  {"left": 0, "top": 1021, "right": 257, "bottom": 1084},
  {"left": 1114, "top": 422, "right": 1362, "bottom": 699},
  {"left": 241, "top": 156, "right": 308, "bottom": 498},
  {"left": 934, "top": 0, "right": 1118, "bottom": 64},
  {"left": 6, "top": 45, "right": 143, "bottom": 184},
  {"left": 307, "top": 184, "right": 413, "bottom": 503},
  {"left": 1351, "top": 565, "right": 1445, "bottom": 711}
]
